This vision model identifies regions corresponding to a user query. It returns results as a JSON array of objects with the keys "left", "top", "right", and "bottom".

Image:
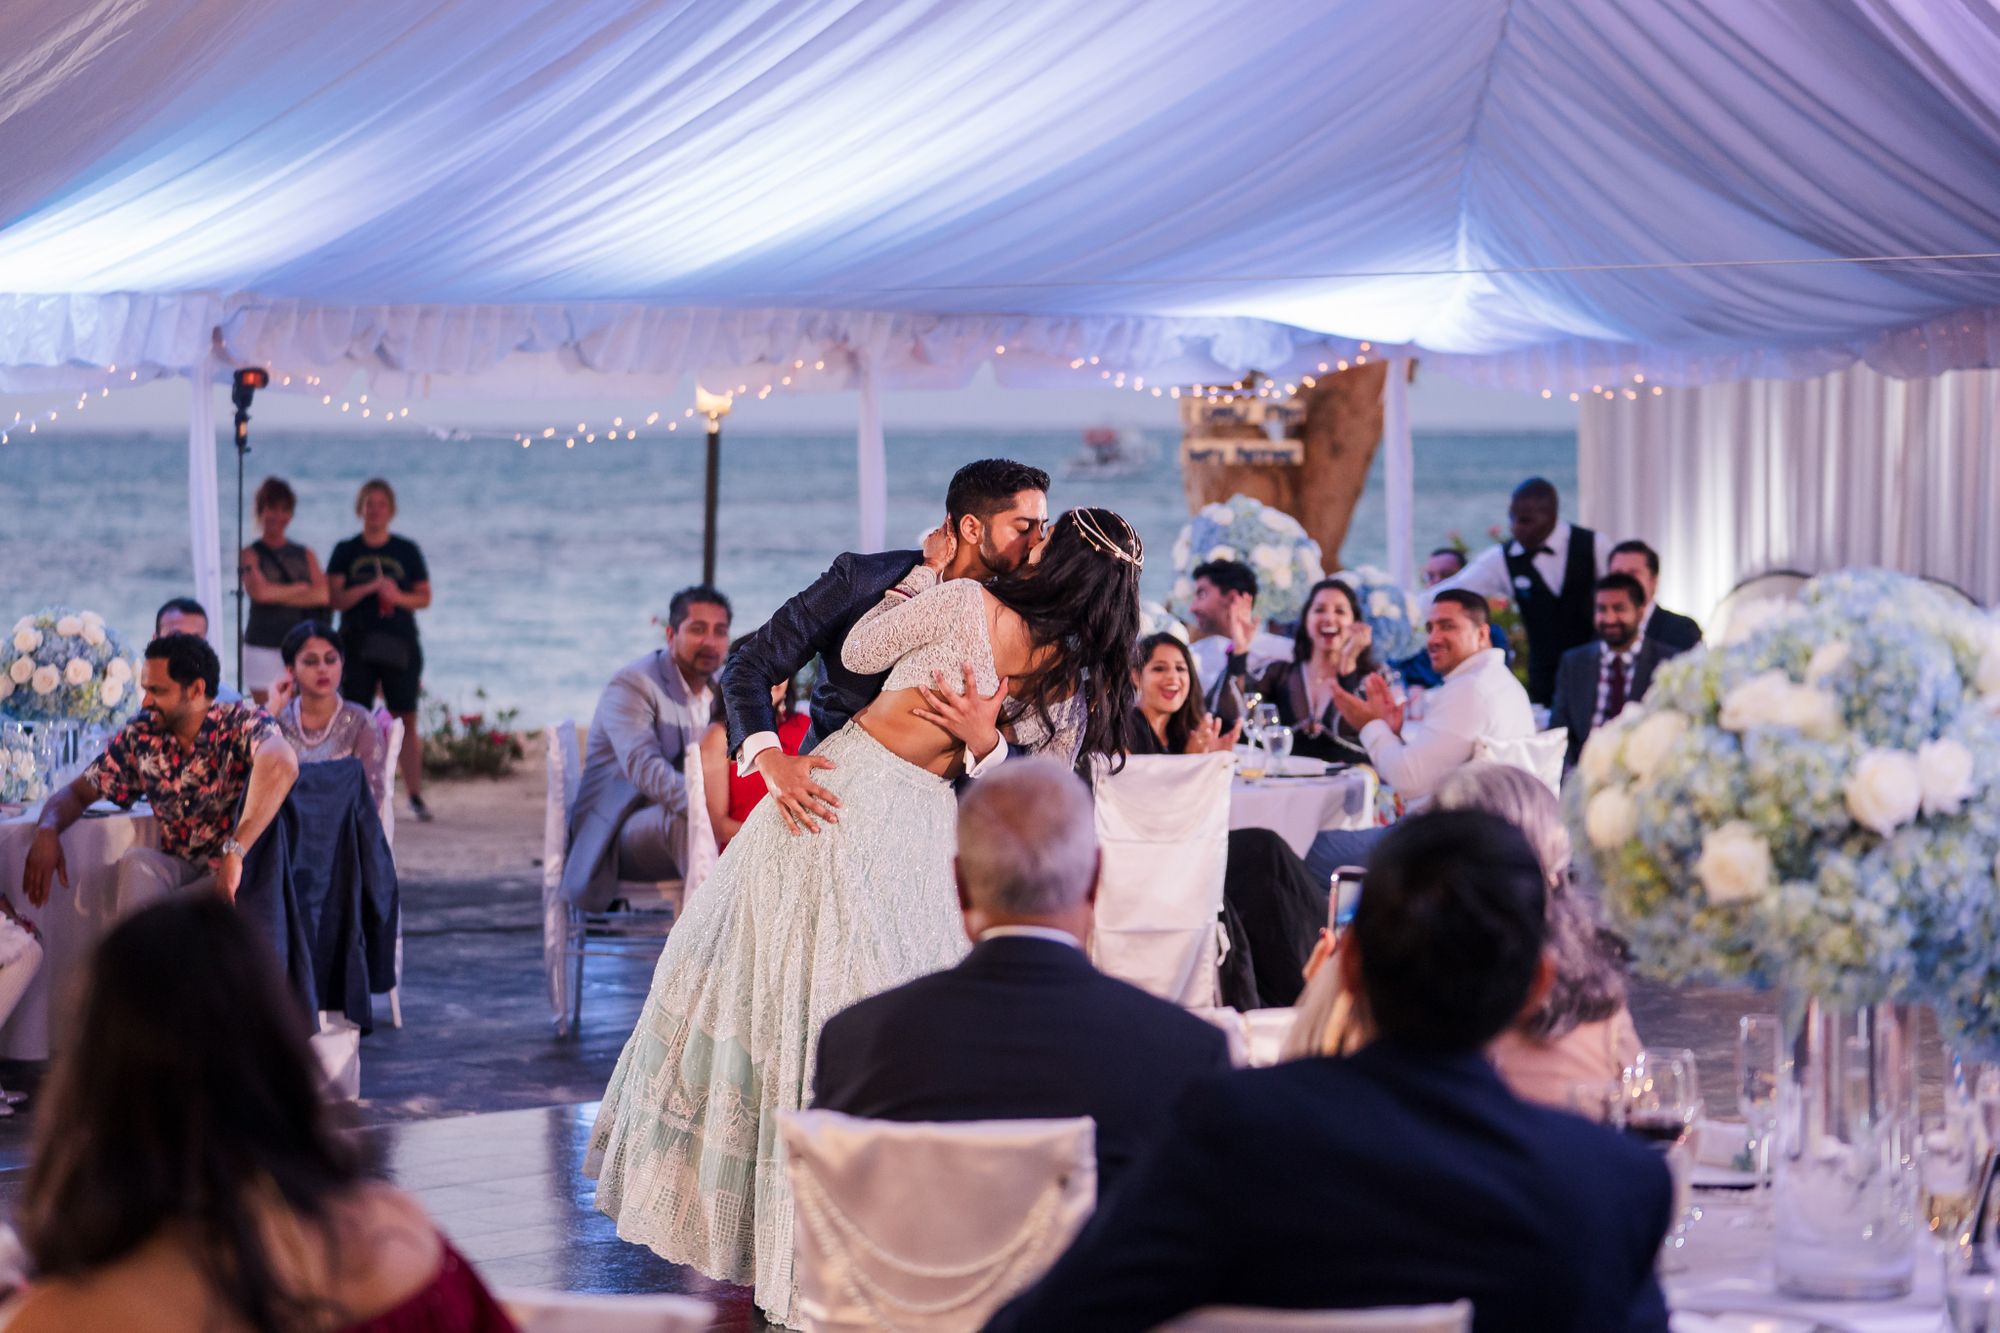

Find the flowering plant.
[
  {"left": 421, "top": 689, "right": 524, "bottom": 778},
  {"left": 1168, "top": 495, "right": 1324, "bottom": 625},
  {"left": 0, "top": 608, "right": 140, "bottom": 726},
  {"left": 1570, "top": 569, "right": 2000, "bottom": 1053},
  {"left": 1331, "top": 566, "right": 1422, "bottom": 662},
  {"left": 0, "top": 738, "right": 45, "bottom": 805}
]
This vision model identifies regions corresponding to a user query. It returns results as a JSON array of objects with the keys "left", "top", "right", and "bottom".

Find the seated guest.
[
  {"left": 561, "top": 587, "right": 730, "bottom": 906},
  {"left": 20, "top": 634, "right": 297, "bottom": 913},
  {"left": 0, "top": 896, "right": 515, "bottom": 1332},
  {"left": 269, "top": 619, "right": 387, "bottom": 808},
  {"left": 1305, "top": 590, "right": 1532, "bottom": 882},
  {"left": 699, "top": 643, "right": 811, "bottom": 849},
  {"left": 1128, "top": 633, "right": 1325, "bottom": 1008},
  {"left": 984, "top": 810, "right": 1673, "bottom": 1333},
  {"left": 154, "top": 597, "right": 242, "bottom": 702},
  {"left": 1256, "top": 578, "right": 1374, "bottom": 764},
  {"left": 1607, "top": 539, "right": 1702, "bottom": 654},
  {"left": 1549, "top": 575, "right": 1666, "bottom": 772},
  {"left": 1423, "top": 546, "right": 1466, "bottom": 587},
  {"left": 1437, "top": 764, "right": 1641, "bottom": 1107},
  {"left": 812, "top": 759, "right": 1230, "bottom": 1195},
  {"left": 1185, "top": 559, "right": 1288, "bottom": 728}
]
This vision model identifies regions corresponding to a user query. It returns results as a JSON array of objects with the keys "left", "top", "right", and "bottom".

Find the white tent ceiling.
[{"left": 3, "top": 0, "right": 1999, "bottom": 397}]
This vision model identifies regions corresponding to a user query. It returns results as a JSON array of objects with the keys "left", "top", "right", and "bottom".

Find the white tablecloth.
[
  {"left": 1228, "top": 769, "right": 1375, "bottom": 858},
  {"left": 1666, "top": 1187, "right": 1944, "bottom": 1332},
  {"left": 0, "top": 802, "right": 155, "bottom": 1060}
]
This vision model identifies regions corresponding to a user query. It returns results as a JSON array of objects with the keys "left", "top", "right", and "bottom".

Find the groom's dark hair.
[{"left": 945, "top": 459, "right": 1049, "bottom": 528}]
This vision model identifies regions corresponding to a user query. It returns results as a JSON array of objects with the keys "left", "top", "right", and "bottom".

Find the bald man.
[{"left": 811, "top": 758, "right": 1230, "bottom": 1195}]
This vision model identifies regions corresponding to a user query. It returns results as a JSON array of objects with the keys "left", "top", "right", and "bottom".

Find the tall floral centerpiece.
[
  {"left": 1168, "top": 496, "right": 1325, "bottom": 627},
  {"left": 1571, "top": 569, "right": 2000, "bottom": 1299},
  {"left": 1, "top": 609, "right": 140, "bottom": 776}
]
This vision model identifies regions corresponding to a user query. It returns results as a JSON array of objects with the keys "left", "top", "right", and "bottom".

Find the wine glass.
[
  {"left": 1737, "top": 1014, "right": 1781, "bottom": 1214},
  {"left": 1625, "top": 1048, "right": 1703, "bottom": 1257},
  {"left": 1923, "top": 1110, "right": 1984, "bottom": 1252},
  {"left": 1262, "top": 723, "right": 1294, "bottom": 774},
  {"left": 1943, "top": 1231, "right": 2000, "bottom": 1332}
]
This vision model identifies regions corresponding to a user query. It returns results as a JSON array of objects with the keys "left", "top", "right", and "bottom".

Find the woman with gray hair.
[{"left": 1282, "top": 763, "right": 1641, "bottom": 1106}]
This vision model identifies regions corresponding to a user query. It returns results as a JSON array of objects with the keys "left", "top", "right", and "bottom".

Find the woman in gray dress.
[{"left": 267, "top": 620, "right": 386, "bottom": 809}]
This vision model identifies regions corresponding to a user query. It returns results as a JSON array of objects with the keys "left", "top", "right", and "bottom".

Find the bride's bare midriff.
[{"left": 854, "top": 691, "right": 966, "bottom": 778}]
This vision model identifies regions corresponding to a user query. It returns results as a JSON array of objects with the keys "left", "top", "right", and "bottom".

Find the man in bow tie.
[{"left": 1427, "top": 477, "right": 1606, "bottom": 707}]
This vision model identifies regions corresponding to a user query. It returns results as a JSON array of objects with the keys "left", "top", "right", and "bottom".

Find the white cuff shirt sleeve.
[
  {"left": 964, "top": 734, "right": 1008, "bottom": 778},
  {"left": 736, "top": 730, "right": 781, "bottom": 777}
]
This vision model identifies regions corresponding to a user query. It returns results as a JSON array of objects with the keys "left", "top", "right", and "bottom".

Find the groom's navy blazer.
[
  {"left": 723, "top": 548, "right": 920, "bottom": 756},
  {"left": 984, "top": 1041, "right": 1673, "bottom": 1333}
]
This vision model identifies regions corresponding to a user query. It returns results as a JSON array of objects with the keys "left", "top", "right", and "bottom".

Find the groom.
[{"left": 724, "top": 458, "right": 1051, "bottom": 835}]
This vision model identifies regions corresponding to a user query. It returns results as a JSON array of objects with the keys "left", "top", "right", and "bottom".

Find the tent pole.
[
  {"left": 1383, "top": 357, "right": 1415, "bottom": 589},
  {"left": 856, "top": 357, "right": 886, "bottom": 553},
  {"left": 186, "top": 349, "right": 225, "bottom": 659}
]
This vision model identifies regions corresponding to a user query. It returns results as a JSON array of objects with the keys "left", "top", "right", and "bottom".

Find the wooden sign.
[{"left": 1180, "top": 435, "right": 1304, "bottom": 467}]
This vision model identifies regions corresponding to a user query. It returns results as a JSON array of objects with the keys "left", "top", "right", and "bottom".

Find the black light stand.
[
  {"left": 703, "top": 415, "right": 722, "bottom": 587},
  {"left": 230, "top": 368, "right": 269, "bottom": 687}
]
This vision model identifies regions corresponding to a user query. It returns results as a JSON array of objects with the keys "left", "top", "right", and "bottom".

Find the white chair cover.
[
  {"left": 376, "top": 715, "right": 404, "bottom": 1028},
  {"left": 680, "top": 733, "right": 719, "bottom": 900},
  {"left": 1158, "top": 1301, "right": 1472, "bottom": 1331},
  {"left": 1473, "top": 729, "right": 1566, "bottom": 797},
  {"left": 1241, "top": 1007, "right": 1297, "bottom": 1067},
  {"left": 541, "top": 720, "right": 583, "bottom": 1028},
  {"left": 781, "top": 1109, "right": 1097, "bottom": 1333},
  {"left": 1088, "top": 752, "right": 1234, "bottom": 1007},
  {"left": 500, "top": 1289, "right": 713, "bottom": 1333},
  {"left": 1188, "top": 1006, "right": 1250, "bottom": 1067}
]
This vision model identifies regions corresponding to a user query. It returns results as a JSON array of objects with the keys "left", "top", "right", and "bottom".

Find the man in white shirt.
[
  {"left": 561, "top": 585, "right": 730, "bottom": 906},
  {"left": 1304, "top": 590, "right": 1533, "bottom": 881},
  {"left": 1427, "top": 478, "right": 1606, "bottom": 707}
]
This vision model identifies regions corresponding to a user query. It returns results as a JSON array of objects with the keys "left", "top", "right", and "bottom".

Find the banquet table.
[
  {"left": 1228, "top": 764, "right": 1375, "bottom": 859},
  {"left": 0, "top": 800, "right": 155, "bottom": 1060},
  {"left": 1666, "top": 1185, "right": 1945, "bottom": 1332}
]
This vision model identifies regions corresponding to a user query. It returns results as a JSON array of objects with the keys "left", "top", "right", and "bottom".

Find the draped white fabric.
[
  {"left": 2, "top": 0, "right": 1999, "bottom": 393},
  {"left": 1577, "top": 365, "right": 2000, "bottom": 618}
]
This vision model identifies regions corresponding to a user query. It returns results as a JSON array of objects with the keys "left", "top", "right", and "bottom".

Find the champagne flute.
[{"left": 1737, "top": 1015, "right": 1781, "bottom": 1217}]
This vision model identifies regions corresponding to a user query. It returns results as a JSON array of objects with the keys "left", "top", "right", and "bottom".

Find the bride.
[{"left": 585, "top": 507, "right": 1144, "bottom": 1326}]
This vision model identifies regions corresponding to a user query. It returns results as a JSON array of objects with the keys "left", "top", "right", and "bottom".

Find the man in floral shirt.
[{"left": 23, "top": 634, "right": 298, "bottom": 910}]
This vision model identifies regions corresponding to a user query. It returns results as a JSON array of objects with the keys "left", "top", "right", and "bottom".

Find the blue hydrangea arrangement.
[
  {"left": 1332, "top": 565, "right": 1423, "bottom": 663},
  {"left": 1168, "top": 496, "right": 1325, "bottom": 626},
  {"left": 0, "top": 607, "right": 141, "bottom": 726},
  {"left": 1569, "top": 570, "right": 2000, "bottom": 1054}
]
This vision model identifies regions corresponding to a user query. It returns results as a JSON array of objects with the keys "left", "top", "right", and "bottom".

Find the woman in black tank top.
[{"left": 239, "top": 477, "right": 329, "bottom": 703}]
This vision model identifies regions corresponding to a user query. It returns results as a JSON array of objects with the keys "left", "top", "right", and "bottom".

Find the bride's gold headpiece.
[{"left": 1070, "top": 508, "right": 1144, "bottom": 569}]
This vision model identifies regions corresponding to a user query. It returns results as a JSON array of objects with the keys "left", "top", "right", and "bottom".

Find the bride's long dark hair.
[{"left": 985, "top": 507, "right": 1142, "bottom": 761}]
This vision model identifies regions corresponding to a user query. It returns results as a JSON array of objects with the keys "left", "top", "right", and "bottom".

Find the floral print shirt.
[{"left": 84, "top": 703, "right": 279, "bottom": 862}]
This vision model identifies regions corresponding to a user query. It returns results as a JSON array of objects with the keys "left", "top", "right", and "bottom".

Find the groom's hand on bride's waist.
[
  {"left": 756, "top": 751, "right": 840, "bottom": 836},
  {"left": 914, "top": 666, "right": 1006, "bottom": 764}
]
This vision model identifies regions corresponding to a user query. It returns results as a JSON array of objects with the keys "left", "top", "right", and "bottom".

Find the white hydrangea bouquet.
[
  {"left": 1332, "top": 565, "right": 1423, "bottom": 662},
  {"left": 1571, "top": 569, "right": 2000, "bottom": 1053},
  {"left": 1168, "top": 495, "right": 1325, "bottom": 625},
  {"left": 0, "top": 738, "right": 45, "bottom": 805},
  {"left": 0, "top": 608, "right": 140, "bottom": 726}
]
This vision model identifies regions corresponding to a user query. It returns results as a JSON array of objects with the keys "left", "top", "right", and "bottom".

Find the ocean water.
[{"left": 3, "top": 428, "right": 1572, "bottom": 726}]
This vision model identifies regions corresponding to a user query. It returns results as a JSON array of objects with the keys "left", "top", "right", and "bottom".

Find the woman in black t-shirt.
[
  {"left": 239, "top": 477, "right": 328, "bottom": 704},
  {"left": 327, "top": 478, "right": 434, "bottom": 822}
]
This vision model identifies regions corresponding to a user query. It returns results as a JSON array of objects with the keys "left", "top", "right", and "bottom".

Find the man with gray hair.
[{"left": 811, "top": 758, "right": 1230, "bottom": 1193}]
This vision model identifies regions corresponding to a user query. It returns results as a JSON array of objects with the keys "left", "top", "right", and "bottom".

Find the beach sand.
[{"left": 392, "top": 732, "right": 550, "bottom": 887}]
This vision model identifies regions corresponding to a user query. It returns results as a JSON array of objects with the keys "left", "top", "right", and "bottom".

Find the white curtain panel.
[
  {"left": 1, "top": 1, "right": 1998, "bottom": 393},
  {"left": 1578, "top": 364, "right": 2000, "bottom": 619}
]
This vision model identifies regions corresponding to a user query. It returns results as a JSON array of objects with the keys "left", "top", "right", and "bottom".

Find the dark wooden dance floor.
[{"left": 0, "top": 862, "right": 1948, "bottom": 1331}]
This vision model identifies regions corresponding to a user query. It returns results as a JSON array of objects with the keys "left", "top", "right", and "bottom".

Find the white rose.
[
  {"left": 1621, "top": 709, "right": 1688, "bottom": 785},
  {"left": 9, "top": 617, "right": 31, "bottom": 635},
  {"left": 1203, "top": 504, "right": 1235, "bottom": 524},
  {"left": 1806, "top": 640, "right": 1849, "bottom": 683},
  {"left": 78, "top": 610, "right": 104, "bottom": 629},
  {"left": 1980, "top": 641, "right": 2000, "bottom": 697},
  {"left": 1584, "top": 787, "right": 1640, "bottom": 850},
  {"left": 1719, "top": 671, "right": 1793, "bottom": 732},
  {"left": 1578, "top": 718, "right": 1626, "bottom": 786},
  {"left": 1259, "top": 508, "right": 1292, "bottom": 531},
  {"left": 7, "top": 658, "right": 32, "bottom": 685},
  {"left": 1917, "top": 738, "right": 1977, "bottom": 817},
  {"left": 29, "top": 666, "right": 59, "bottom": 696},
  {"left": 1251, "top": 544, "right": 1284, "bottom": 571},
  {"left": 62, "top": 657, "right": 92, "bottom": 686},
  {"left": 11, "top": 629, "right": 40, "bottom": 654},
  {"left": 1693, "top": 822, "right": 1772, "bottom": 904},
  {"left": 1206, "top": 545, "right": 1236, "bottom": 563},
  {"left": 53, "top": 616, "right": 83, "bottom": 638},
  {"left": 80, "top": 623, "right": 106, "bottom": 647},
  {"left": 99, "top": 678, "right": 126, "bottom": 707},
  {"left": 1775, "top": 684, "right": 1842, "bottom": 738},
  {"left": 105, "top": 657, "right": 132, "bottom": 683},
  {"left": 1845, "top": 748, "right": 1924, "bottom": 837},
  {"left": 1269, "top": 565, "right": 1293, "bottom": 590},
  {"left": 1369, "top": 591, "right": 1396, "bottom": 617}
]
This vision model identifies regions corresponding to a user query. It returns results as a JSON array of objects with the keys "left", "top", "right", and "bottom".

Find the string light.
[{"left": 2, "top": 365, "right": 141, "bottom": 445}]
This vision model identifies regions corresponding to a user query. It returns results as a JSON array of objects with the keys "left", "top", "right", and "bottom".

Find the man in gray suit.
[
  {"left": 1549, "top": 574, "right": 1667, "bottom": 774},
  {"left": 561, "top": 586, "right": 731, "bottom": 907}
]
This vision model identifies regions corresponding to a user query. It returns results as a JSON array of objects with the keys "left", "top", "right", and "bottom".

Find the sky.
[{"left": 4, "top": 362, "right": 1577, "bottom": 436}]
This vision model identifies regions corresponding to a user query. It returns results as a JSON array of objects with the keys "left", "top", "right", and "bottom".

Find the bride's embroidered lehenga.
[{"left": 584, "top": 570, "right": 1081, "bottom": 1327}]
